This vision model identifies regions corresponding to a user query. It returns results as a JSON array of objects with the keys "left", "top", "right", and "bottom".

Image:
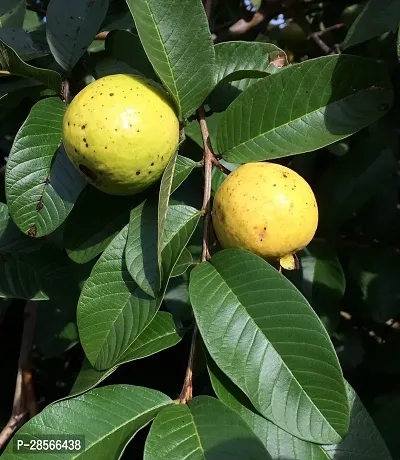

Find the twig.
[
  {"left": 0, "top": 302, "right": 38, "bottom": 449},
  {"left": 178, "top": 106, "right": 216, "bottom": 403},
  {"left": 61, "top": 80, "right": 70, "bottom": 104},
  {"left": 308, "top": 23, "right": 345, "bottom": 55},
  {"left": 211, "top": 156, "right": 231, "bottom": 175}
]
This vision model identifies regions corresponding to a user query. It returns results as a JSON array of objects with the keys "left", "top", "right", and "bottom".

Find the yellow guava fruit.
[
  {"left": 212, "top": 162, "right": 318, "bottom": 265},
  {"left": 62, "top": 74, "right": 179, "bottom": 195}
]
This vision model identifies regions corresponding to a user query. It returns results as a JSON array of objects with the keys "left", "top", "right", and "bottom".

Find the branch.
[
  {"left": 179, "top": 106, "right": 216, "bottom": 403},
  {"left": 308, "top": 23, "right": 345, "bottom": 55},
  {"left": 0, "top": 301, "right": 38, "bottom": 449}
]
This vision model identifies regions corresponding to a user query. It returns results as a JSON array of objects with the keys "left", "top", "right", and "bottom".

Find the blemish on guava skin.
[
  {"left": 81, "top": 125, "right": 86, "bottom": 130},
  {"left": 109, "top": 93, "right": 114, "bottom": 96},
  {"left": 283, "top": 173, "right": 288, "bottom": 178},
  {"left": 136, "top": 171, "right": 141, "bottom": 175},
  {"left": 151, "top": 162, "right": 154, "bottom": 166},
  {"left": 79, "top": 164, "right": 97, "bottom": 182}
]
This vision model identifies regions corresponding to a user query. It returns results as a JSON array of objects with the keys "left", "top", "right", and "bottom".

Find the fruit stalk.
[{"left": 179, "top": 105, "right": 215, "bottom": 403}]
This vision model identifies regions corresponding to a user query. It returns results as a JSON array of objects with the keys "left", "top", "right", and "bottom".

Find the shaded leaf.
[
  {"left": 46, "top": 0, "right": 109, "bottom": 71},
  {"left": 316, "top": 138, "right": 395, "bottom": 231},
  {"left": 0, "top": 28, "right": 48, "bottom": 61},
  {"left": 171, "top": 155, "right": 198, "bottom": 194},
  {"left": 216, "top": 55, "right": 393, "bottom": 163},
  {"left": 0, "top": 0, "right": 25, "bottom": 28},
  {"left": 126, "top": 0, "right": 215, "bottom": 119},
  {"left": 1, "top": 385, "right": 172, "bottom": 460},
  {"left": 144, "top": 396, "right": 270, "bottom": 460},
  {"left": 343, "top": 0, "right": 400, "bottom": 49},
  {"left": 104, "top": 29, "right": 156, "bottom": 79},
  {"left": 78, "top": 205, "right": 200, "bottom": 369},
  {"left": 64, "top": 188, "right": 141, "bottom": 264},
  {"left": 0, "top": 38, "right": 61, "bottom": 93},
  {"left": 190, "top": 249, "right": 349, "bottom": 444},
  {"left": 164, "top": 273, "right": 193, "bottom": 325},
  {"left": 6, "top": 98, "right": 86, "bottom": 237}
]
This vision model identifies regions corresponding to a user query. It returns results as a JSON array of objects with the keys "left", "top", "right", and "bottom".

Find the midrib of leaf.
[
  {"left": 140, "top": 0, "right": 179, "bottom": 111},
  {"left": 207, "top": 264, "right": 341, "bottom": 436}
]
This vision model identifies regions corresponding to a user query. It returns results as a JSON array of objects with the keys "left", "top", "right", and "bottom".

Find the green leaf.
[
  {"left": 126, "top": 0, "right": 215, "bottom": 119},
  {"left": 190, "top": 249, "right": 349, "bottom": 444},
  {"left": 5, "top": 98, "right": 86, "bottom": 238},
  {"left": 208, "top": 357, "right": 329, "bottom": 460},
  {"left": 286, "top": 243, "right": 345, "bottom": 335},
  {"left": 104, "top": 29, "right": 156, "bottom": 78},
  {"left": 117, "top": 311, "right": 182, "bottom": 364},
  {"left": 0, "top": 203, "right": 76, "bottom": 300},
  {"left": 185, "top": 112, "right": 224, "bottom": 156},
  {"left": 158, "top": 151, "right": 177, "bottom": 273},
  {"left": 343, "top": 0, "right": 400, "bottom": 49},
  {"left": 78, "top": 205, "right": 200, "bottom": 369},
  {"left": 46, "top": 0, "right": 109, "bottom": 71},
  {"left": 216, "top": 55, "right": 393, "bottom": 163},
  {"left": 316, "top": 138, "right": 395, "bottom": 231},
  {"left": 0, "top": 0, "right": 25, "bottom": 28},
  {"left": 323, "top": 383, "right": 393, "bottom": 460},
  {"left": 348, "top": 247, "right": 400, "bottom": 323},
  {"left": 171, "top": 155, "right": 198, "bottom": 194},
  {"left": 213, "top": 41, "right": 287, "bottom": 86},
  {"left": 171, "top": 248, "right": 192, "bottom": 277},
  {"left": 164, "top": 273, "right": 193, "bottom": 324},
  {"left": 126, "top": 200, "right": 159, "bottom": 297},
  {"left": 64, "top": 188, "right": 141, "bottom": 264},
  {"left": 0, "top": 28, "right": 48, "bottom": 61},
  {"left": 69, "top": 358, "right": 118, "bottom": 399},
  {"left": 209, "top": 357, "right": 392, "bottom": 460},
  {"left": 0, "top": 38, "right": 61, "bottom": 93},
  {"left": 1, "top": 385, "right": 172, "bottom": 460},
  {"left": 144, "top": 396, "right": 271, "bottom": 460}
]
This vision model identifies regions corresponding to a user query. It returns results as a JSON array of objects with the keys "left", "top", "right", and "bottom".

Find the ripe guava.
[
  {"left": 62, "top": 74, "right": 179, "bottom": 195},
  {"left": 212, "top": 162, "right": 318, "bottom": 266}
]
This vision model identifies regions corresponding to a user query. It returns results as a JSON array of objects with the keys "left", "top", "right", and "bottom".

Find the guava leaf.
[
  {"left": 144, "top": 396, "right": 271, "bottom": 460},
  {"left": 1, "top": 385, "right": 172, "bottom": 460},
  {"left": 126, "top": 0, "right": 215, "bottom": 119},
  {"left": 64, "top": 188, "right": 142, "bottom": 264},
  {"left": 0, "top": 38, "right": 61, "bottom": 93},
  {"left": 216, "top": 55, "right": 393, "bottom": 163},
  {"left": 213, "top": 41, "right": 287, "bottom": 86},
  {"left": 0, "top": 203, "right": 77, "bottom": 300},
  {"left": 170, "top": 248, "right": 192, "bottom": 277},
  {"left": 343, "top": 0, "right": 400, "bottom": 49},
  {"left": 117, "top": 311, "right": 182, "bottom": 364},
  {"left": 208, "top": 357, "right": 329, "bottom": 460},
  {"left": 46, "top": 0, "right": 109, "bottom": 71},
  {"left": 78, "top": 205, "right": 200, "bottom": 369},
  {"left": 0, "top": 28, "right": 49, "bottom": 61},
  {"left": 5, "top": 98, "right": 86, "bottom": 238},
  {"left": 0, "top": 0, "right": 25, "bottom": 28},
  {"left": 104, "top": 29, "right": 156, "bottom": 79},
  {"left": 208, "top": 358, "right": 392, "bottom": 460},
  {"left": 189, "top": 249, "right": 349, "bottom": 444},
  {"left": 172, "top": 155, "right": 199, "bottom": 193}
]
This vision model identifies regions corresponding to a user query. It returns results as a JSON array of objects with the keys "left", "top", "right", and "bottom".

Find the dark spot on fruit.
[
  {"left": 161, "top": 156, "right": 164, "bottom": 160},
  {"left": 105, "top": 147, "right": 107, "bottom": 150},
  {"left": 83, "top": 138, "right": 86, "bottom": 142},
  {"left": 151, "top": 162, "right": 154, "bottom": 166},
  {"left": 273, "top": 184, "right": 276, "bottom": 187},
  {"left": 109, "top": 93, "right": 114, "bottom": 96},
  {"left": 86, "top": 143, "right": 89, "bottom": 148},
  {"left": 115, "top": 129, "right": 118, "bottom": 132},
  {"left": 79, "top": 164, "right": 97, "bottom": 182},
  {"left": 91, "top": 96, "right": 94, "bottom": 99},
  {"left": 283, "top": 173, "right": 288, "bottom": 178},
  {"left": 136, "top": 171, "right": 141, "bottom": 175},
  {"left": 137, "top": 130, "right": 140, "bottom": 133},
  {"left": 259, "top": 226, "right": 267, "bottom": 242},
  {"left": 68, "top": 122, "right": 70, "bottom": 126},
  {"left": 74, "top": 148, "right": 78, "bottom": 153},
  {"left": 81, "top": 125, "right": 86, "bottom": 130},
  {"left": 148, "top": 171, "right": 152, "bottom": 174},
  {"left": 100, "top": 93, "right": 103, "bottom": 95}
]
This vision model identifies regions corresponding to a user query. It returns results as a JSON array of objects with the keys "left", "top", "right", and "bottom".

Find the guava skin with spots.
[
  {"left": 212, "top": 162, "right": 318, "bottom": 259},
  {"left": 62, "top": 74, "right": 179, "bottom": 195}
]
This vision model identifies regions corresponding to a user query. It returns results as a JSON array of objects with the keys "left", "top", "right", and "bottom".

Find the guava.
[
  {"left": 212, "top": 162, "right": 318, "bottom": 266},
  {"left": 62, "top": 74, "right": 179, "bottom": 195}
]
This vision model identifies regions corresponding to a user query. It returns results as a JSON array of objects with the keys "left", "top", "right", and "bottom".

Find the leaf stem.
[
  {"left": 178, "top": 105, "right": 217, "bottom": 403},
  {"left": 0, "top": 301, "right": 38, "bottom": 449}
]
